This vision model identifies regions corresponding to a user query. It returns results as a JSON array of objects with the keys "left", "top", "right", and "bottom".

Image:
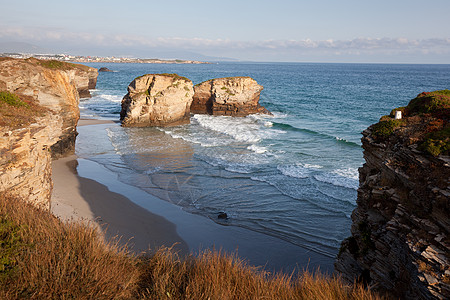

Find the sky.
[{"left": 1, "top": 0, "right": 450, "bottom": 63}]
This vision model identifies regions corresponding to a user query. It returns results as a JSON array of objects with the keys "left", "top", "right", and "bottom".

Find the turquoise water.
[{"left": 79, "top": 62, "right": 450, "bottom": 259}]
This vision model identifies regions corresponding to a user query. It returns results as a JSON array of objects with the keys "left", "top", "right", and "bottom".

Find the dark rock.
[
  {"left": 218, "top": 212, "right": 228, "bottom": 220},
  {"left": 335, "top": 90, "right": 450, "bottom": 300},
  {"left": 99, "top": 67, "right": 113, "bottom": 72}
]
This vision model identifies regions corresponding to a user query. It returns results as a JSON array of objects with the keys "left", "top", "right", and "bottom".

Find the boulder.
[
  {"left": 191, "top": 77, "right": 270, "bottom": 116},
  {"left": 120, "top": 74, "right": 194, "bottom": 127}
]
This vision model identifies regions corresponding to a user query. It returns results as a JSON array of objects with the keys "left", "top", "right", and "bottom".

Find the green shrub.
[
  {"left": 419, "top": 125, "right": 450, "bottom": 156},
  {"left": 407, "top": 90, "right": 450, "bottom": 116},
  {"left": 0, "top": 216, "right": 24, "bottom": 281},
  {"left": 0, "top": 91, "right": 29, "bottom": 108},
  {"left": 371, "top": 119, "right": 404, "bottom": 139}
]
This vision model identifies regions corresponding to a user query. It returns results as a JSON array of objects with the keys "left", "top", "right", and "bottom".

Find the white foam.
[
  {"left": 192, "top": 114, "right": 283, "bottom": 145},
  {"left": 314, "top": 169, "right": 359, "bottom": 190},
  {"left": 99, "top": 94, "right": 122, "bottom": 103},
  {"left": 247, "top": 144, "right": 268, "bottom": 154},
  {"left": 277, "top": 163, "right": 323, "bottom": 179},
  {"left": 333, "top": 168, "right": 359, "bottom": 180},
  {"left": 192, "top": 114, "right": 262, "bottom": 143}
]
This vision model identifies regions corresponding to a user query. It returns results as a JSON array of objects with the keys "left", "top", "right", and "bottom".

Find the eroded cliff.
[
  {"left": 0, "top": 58, "right": 98, "bottom": 208},
  {"left": 335, "top": 91, "right": 450, "bottom": 299},
  {"left": 0, "top": 58, "right": 98, "bottom": 157}
]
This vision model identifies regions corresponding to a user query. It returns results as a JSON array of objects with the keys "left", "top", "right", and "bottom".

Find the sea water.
[{"left": 78, "top": 62, "right": 450, "bottom": 259}]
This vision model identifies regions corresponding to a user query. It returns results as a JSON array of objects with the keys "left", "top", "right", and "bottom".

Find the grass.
[
  {"left": 371, "top": 90, "right": 450, "bottom": 156},
  {"left": 0, "top": 193, "right": 384, "bottom": 299},
  {"left": 406, "top": 90, "right": 450, "bottom": 116},
  {"left": 30, "top": 58, "right": 92, "bottom": 72},
  {"left": 371, "top": 119, "right": 404, "bottom": 140},
  {"left": 407, "top": 90, "right": 450, "bottom": 156},
  {"left": 0, "top": 91, "right": 48, "bottom": 128},
  {"left": 418, "top": 125, "right": 450, "bottom": 156}
]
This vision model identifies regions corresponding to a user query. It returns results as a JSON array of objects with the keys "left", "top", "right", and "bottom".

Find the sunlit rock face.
[
  {"left": 191, "top": 77, "right": 270, "bottom": 116},
  {"left": 121, "top": 74, "right": 194, "bottom": 127}
]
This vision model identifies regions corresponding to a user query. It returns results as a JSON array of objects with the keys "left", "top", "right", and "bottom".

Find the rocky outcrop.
[
  {"left": 0, "top": 58, "right": 97, "bottom": 157},
  {"left": 335, "top": 91, "right": 450, "bottom": 299},
  {"left": 120, "top": 74, "right": 194, "bottom": 127},
  {"left": 191, "top": 77, "right": 270, "bottom": 116},
  {"left": 65, "top": 64, "right": 98, "bottom": 98},
  {"left": 0, "top": 116, "right": 62, "bottom": 209},
  {"left": 0, "top": 58, "right": 96, "bottom": 209},
  {"left": 99, "top": 67, "right": 113, "bottom": 72}
]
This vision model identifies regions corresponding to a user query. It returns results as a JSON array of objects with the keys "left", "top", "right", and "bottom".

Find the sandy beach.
[{"left": 51, "top": 118, "right": 334, "bottom": 274}]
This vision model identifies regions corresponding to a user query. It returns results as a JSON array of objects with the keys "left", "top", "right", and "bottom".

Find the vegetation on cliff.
[
  {"left": 371, "top": 90, "right": 450, "bottom": 156},
  {"left": 0, "top": 194, "right": 383, "bottom": 299},
  {"left": 31, "top": 58, "right": 92, "bottom": 72},
  {"left": 0, "top": 91, "right": 47, "bottom": 128}
]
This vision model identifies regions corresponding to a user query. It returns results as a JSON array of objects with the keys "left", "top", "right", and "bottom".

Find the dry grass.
[
  {"left": 0, "top": 193, "right": 384, "bottom": 299},
  {"left": 0, "top": 91, "right": 48, "bottom": 128},
  {"left": 0, "top": 194, "right": 139, "bottom": 299}
]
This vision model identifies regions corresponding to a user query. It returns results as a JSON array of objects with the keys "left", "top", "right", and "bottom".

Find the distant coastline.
[{"left": 0, "top": 52, "right": 211, "bottom": 64}]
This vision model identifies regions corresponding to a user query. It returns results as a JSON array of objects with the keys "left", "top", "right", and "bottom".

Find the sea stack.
[
  {"left": 191, "top": 77, "right": 270, "bottom": 116},
  {"left": 120, "top": 74, "right": 194, "bottom": 127},
  {"left": 335, "top": 91, "right": 450, "bottom": 299}
]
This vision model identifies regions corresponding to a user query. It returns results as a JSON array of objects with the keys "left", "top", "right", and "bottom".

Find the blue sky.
[{"left": 1, "top": 0, "right": 450, "bottom": 63}]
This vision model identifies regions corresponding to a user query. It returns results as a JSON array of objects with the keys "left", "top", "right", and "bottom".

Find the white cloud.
[{"left": 0, "top": 25, "right": 449, "bottom": 62}]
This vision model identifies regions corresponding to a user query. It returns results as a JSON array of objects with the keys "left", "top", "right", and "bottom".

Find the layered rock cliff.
[
  {"left": 0, "top": 116, "right": 63, "bottom": 209},
  {"left": 335, "top": 91, "right": 450, "bottom": 299},
  {"left": 0, "top": 58, "right": 98, "bottom": 209},
  {"left": 120, "top": 74, "right": 194, "bottom": 127},
  {"left": 0, "top": 58, "right": 98, "bottom": 157},
  {"left": 191, "top": 77, "right": 270, "bottom": 116}
]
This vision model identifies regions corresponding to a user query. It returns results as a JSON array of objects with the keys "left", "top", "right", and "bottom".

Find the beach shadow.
[{"left": 72, "top": 159, "right": 189, "bottom": 256}]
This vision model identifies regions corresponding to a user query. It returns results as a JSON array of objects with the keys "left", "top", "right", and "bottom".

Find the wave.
[
  {"left": 277, "top": 163, "right": 321, "bottom": 179},
  {"left": 98, "top": 94, "right": 123, "bottom": 103},
  {"left": 313, "top": 168, "right": 359, "bottom": 190},
  {"left": 272, "top": 122, "right": 361, "bottom": 148}
]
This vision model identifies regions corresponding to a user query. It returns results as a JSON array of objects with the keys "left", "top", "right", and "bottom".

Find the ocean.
[{"left": 77, "top": 62, "right": 450, "bottom": 261}]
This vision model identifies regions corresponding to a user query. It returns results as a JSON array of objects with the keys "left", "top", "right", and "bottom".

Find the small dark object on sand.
[{"left": 218, "top": 212, "right": 228, "bottom": 220}]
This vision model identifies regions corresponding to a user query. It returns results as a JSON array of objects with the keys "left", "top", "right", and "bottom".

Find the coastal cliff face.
[
  {"left": 335, "top": 91, "right": 450, "bottom": 299},
  {"left": 0, "top": 58, "right": 97, "bottom": 208},
  {"left": 120, "top": 74, "right": 194, "bottom": 127},
  {"left": 0, "top": 117, "right": 62, "bottom": 209},
  {"left": 0, "top": 58, "right": 97, "bottom": 157},
  {"left": 191, "top": 77, "right": 270, "bottom": 116},
  {"left": 64, "top": 65, "right": 98, "bottom": 98}
]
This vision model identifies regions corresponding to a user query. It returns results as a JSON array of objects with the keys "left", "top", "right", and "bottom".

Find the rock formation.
[
  {"left": 120, "top": 74, "right": 194, "bottom": 127},
  {"left": 65, "top": 64, "right": 98, "bottom": 98},
  {"left": 0, "top": 58, "right": 97, "bottom": 209},
  {"left": 191, "top": 77, "right": 270, "bottom": 116},
  {"left": 0, "top": 117, "right": 62, "bottom": 209},
  {"left": 99, "top": 67, "right": 113, "bottom": 72},
  {"left": 335, "top": 90, "right": 450, "bottom": 299},
  {"left": 0, "top": 58, "right": 98, "bottom": 158}
]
